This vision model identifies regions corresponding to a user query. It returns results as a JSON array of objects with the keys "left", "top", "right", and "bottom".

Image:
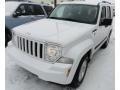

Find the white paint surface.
[{"left": 5, "top": 19, "right": 115, "bottom": 90}]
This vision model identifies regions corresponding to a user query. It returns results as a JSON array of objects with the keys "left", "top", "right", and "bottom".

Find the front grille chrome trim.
[
  {"left": 15, "top": 35, "right": 44, "bottom": 60},
  {"left": 13, "top": 33, "right": 62, "bottom": 64}
]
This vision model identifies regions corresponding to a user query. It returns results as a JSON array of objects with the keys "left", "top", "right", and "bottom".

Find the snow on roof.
[
  {"left": 5, "top": 1, "right": 52, "bottom": 15},
  {"left": 5, "top": 1, "right": 52, "bottom": 6}
]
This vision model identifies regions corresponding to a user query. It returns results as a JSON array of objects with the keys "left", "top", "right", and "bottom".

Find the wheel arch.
[{"left": 65, "top": 39, "right": 94, "bottom": 84}]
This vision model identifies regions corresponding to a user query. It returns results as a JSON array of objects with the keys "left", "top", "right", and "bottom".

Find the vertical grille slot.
[
  {"left": 40, "top": 44, "right": 43, "bottom": 58},
  {"left": 35, "top": 42, "right": 38, "bottom": 57},
  {"left": 30, "top": 41, "right": 33, "bottom": 55},
  {"left": 16, "top": 36, "right": 43, "bottom": 59},
  {"left": 26, "top": 40, "right": 29, "bottom": 53},
  {"left": 17, "top": 36, "right": 19, "bottom": 48},
  {"left": 23, "top": 38, "right": 25, "bottom": 52},
  {"left": 21, "top": 37, "right": 24, "bottom": 51}
]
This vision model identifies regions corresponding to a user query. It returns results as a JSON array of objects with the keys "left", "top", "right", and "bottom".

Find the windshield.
[{"left": 49, "top": 4, "right": 99, "bottom": 24}]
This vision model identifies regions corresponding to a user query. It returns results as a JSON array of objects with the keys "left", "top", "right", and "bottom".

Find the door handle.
[
  {"left": 92, "top": 29, "right": 97, "bottom": 35},
  {"left": 92, "top": 29, "right": 97, "bottom": 33}
]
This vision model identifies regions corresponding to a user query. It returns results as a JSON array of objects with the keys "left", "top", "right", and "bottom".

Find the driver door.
[{"left": 94, "top": 6, "right": 107, "bottom": 50}]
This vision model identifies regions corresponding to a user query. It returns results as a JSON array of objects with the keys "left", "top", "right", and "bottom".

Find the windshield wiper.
[
  {"left": 48, "top": 17, "right": 63, "bottom": 20},
  {"left": 60, "top": 18, "right": 80, "bottom": 22},
  {"left": 48, "top": 17, "right": 80, "bottom": 22}
]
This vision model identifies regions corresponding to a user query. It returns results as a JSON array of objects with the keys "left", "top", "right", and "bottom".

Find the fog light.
[{"left": 57, "top": 57, "right": 74, "bottom": 64}]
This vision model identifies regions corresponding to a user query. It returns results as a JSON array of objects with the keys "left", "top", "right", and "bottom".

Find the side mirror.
[
  {"left": 13, "top": 12, "right": 21, "bottom": 18},
  {"left": 100, "top": 19, "right": 112, "bottom": 26}
]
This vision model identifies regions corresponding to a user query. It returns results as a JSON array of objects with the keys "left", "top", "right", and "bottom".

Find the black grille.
[{"left": 16, "top": 36, "right": 43, "bottom": 58}]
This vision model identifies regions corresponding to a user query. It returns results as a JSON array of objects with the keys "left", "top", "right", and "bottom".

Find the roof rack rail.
[
  {"left": 27, "top": 0, "right": 33, "bottom": 3},
  {"left": 80, "top": 0, "right": 86, "bottom": 1},
  {"left": 102, "top": 1, "right": 112, "bottom": 4}
]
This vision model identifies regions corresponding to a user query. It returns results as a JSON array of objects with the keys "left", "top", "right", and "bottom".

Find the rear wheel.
[{"left": 70, "top": 54, "right": 89, "bottom": 88}]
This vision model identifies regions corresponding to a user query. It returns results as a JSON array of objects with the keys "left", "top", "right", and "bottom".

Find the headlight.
[{"left": 45, "top": 43, "right": 62, "bottom": 62}]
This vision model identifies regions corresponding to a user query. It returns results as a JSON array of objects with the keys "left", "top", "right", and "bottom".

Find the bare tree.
[{"left": 54, "top": 0, "right": 57, "bottom": 7}]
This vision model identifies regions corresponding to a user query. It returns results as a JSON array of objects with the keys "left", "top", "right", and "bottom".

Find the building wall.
[
  {"left": 5, "top": 0, "right": 75, "bottom": 4},
  {"left": 5, "top": 0, "right": 27, "bottom": 1}
]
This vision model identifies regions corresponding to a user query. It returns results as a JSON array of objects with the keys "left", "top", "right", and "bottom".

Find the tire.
[
  {"left": 5, "top": 34, "right": 8, "bottom": 47},
  {"left": 70, "top": 54, "right": 89, "bottom": 88},
  {"left": 101, "top": 38, "right": 109, "bottom": 49},
  {"left": 5, "top": 27, "right": 12, "bottom": 47}
]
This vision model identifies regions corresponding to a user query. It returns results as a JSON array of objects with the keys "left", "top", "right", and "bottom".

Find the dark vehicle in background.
[{"left": 5, "top": 1, "right": 53, "bottom": 47}]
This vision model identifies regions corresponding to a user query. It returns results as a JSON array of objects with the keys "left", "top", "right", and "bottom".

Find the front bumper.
[{"left": 6, "top": 44, "right": 72, "bottom": 85}]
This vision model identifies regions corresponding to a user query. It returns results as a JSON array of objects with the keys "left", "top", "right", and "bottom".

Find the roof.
[
  {"left": 5, "top": 1, "right": 52, "bottom": 15},
  {"left": 60, "top": 0, "right": 112, "bottom": 6},
  {"left": 5, "top": 1, "right": 52, "bottom": 6}
]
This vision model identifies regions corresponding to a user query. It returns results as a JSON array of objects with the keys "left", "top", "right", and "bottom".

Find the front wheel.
[
  {"left": 101, "top": 31, "right": 112, "bottom": 49},
  {"left": 70, "top": 54, "right": 89, "bottom": 88},
  {"left": 101, "top": 36, "right": 110, "bottom": 49}
]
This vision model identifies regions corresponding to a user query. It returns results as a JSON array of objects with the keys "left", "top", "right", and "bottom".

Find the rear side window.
[
  {"left": 106, "top": 6, "right": 111, "bottom": 19},
  {"left": 15, "top": 4, "right": 45, "bottom": 15},
  {"left": 101, "top": 6, "right": 106, "bottom": 19},
  {"left": 32, "top": 5, "right": 45, "bottom": 15},
  {"left": 43, "top": 6, "right": 53, "bottom": 15}
]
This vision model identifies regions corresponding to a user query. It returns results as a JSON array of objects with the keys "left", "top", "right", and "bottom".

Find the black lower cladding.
[
  {"left": 20, "top": 37, "right": 22, "bottom": 50},
  {"left": 95, "top": 37, "right": 107, "bottom": 49}
]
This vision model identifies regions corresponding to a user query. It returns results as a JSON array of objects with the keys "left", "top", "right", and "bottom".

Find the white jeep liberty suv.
[{"left": 7, "top": 0, "right": 113, "bottom": 88}]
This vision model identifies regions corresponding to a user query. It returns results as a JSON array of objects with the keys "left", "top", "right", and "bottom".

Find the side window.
[
  {"left": 25, "top": 4, "right": 34, "bottom": 15},
  {"left": 106, "top": 6, "right": 111, "bottom": 19},
  {"left": 32, "top": 5, "right": 45, "bottom": 15},
  {"left": 43, "top": 6, "right": 53, "bottom": 15},
  {"left": 101, "top": 6, "right": 106, "bottom": 19},
  {"left": 15, "top": 4, "right": 34, "bottom": 15},
  {"left": 15, "top": 4, "right": 27, "bottom": 15},
  {"left": 15, "top": 4, "right": 45, "bottom": 15}
]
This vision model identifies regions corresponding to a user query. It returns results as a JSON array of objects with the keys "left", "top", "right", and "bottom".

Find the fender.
[{"left": 64, "top": 39, "right": 94, "bottom": 84}]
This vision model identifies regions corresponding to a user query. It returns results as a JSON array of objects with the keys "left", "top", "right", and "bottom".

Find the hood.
[
  {"left": 5, "top": 13, "right": 11, "bottom": 16},
  {"left": 13, "top": 19, "right": 95, "bottom": 46}
]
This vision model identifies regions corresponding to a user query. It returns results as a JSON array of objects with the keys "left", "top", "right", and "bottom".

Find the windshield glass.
[{"left": 49, "top": 4, "right": 99, "bottom": 24}]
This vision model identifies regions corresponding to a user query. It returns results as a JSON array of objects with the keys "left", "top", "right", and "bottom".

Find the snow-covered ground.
[{"left": 5, "top": 20, "right": 115, "bottom": 90}]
